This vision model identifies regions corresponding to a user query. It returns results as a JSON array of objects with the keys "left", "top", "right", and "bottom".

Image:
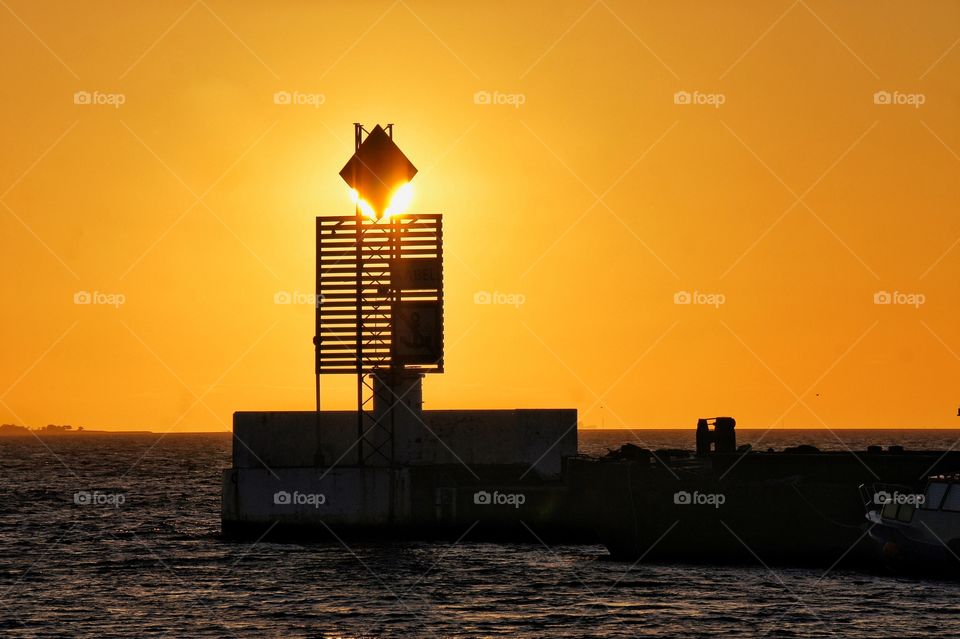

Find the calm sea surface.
[{"left": 1, "top": 429, "right": 958, "bottom": 638}]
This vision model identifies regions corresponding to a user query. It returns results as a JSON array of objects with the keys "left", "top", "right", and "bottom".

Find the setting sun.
[
  {"left": 348, "top": 187, "right": 376, "bottom": 220},
  {"left": 384, "top": 182, "right": 415, "bottom": 218},
  {"left": 349, "top": 182, "right": 415, "bottom": 221}
]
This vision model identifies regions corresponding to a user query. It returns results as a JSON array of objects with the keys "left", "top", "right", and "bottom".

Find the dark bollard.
[{"left": 696, "top": 419, "right": 710, "bottom": 456}]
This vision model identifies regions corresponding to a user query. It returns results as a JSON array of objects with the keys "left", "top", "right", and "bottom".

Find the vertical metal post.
[
  {"left": 354, "top": 123, "right": 365, "bottom": 465},
  {"left": 390, "top": 215, "right": 400, "bottom": 466},
  {"left": 388, "top": 214, "right": 401, "bottom": 521}
]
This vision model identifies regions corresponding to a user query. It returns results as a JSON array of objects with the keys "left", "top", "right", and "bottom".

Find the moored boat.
[{"left": 864, "top": 475, "right": 960, "bottom": 574}]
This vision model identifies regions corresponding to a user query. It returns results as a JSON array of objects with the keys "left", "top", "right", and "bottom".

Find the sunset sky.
[{"left": 1, "top": 0, "right": 959, "bottom": 431}]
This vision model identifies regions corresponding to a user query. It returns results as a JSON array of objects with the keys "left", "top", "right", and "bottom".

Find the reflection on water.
[{"left": 0, "top": 431, "right": 958, "bottom": 637}]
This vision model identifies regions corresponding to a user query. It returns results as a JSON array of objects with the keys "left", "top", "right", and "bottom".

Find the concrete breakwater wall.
[
  {"left": 222, "top": 409, "right": 587, "bottom": 541},
  {"left": 230, "top": 409, "right": 575, "bottom": 477}
]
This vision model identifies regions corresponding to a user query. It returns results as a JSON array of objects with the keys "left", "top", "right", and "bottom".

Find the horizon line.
[{"left": 4, "top": 426, "right": 960, "bottom": 435}]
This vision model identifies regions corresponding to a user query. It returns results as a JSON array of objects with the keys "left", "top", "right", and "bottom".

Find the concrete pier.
[{"left": 221, "top": 408, "right": 585, "bottom": 541}]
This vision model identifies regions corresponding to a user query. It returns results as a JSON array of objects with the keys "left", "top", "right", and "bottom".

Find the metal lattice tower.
[{"left": 315, "top": 123, "right": 443, "bottom": 467}]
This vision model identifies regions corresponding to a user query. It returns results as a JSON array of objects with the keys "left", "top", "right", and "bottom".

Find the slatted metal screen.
[{"left": 315, "top": 214, "right": 444, "bottom": 375}]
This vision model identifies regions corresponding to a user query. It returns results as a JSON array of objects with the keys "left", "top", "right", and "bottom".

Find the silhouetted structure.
[
  {"left": 223, "top": 123, "right": 580, "bottom": 541},
  {"left": 695, "top": 416, "right": 736, "bottom": 456}
]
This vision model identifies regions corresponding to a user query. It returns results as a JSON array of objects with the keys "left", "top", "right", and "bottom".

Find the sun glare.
[
  {"left": 349, "top": 183, "right": 414, "bottom": 221},
  {"left": 349, "top": 188, "right": 376, "bottom": 220},
  {"left": 384, "top": 183, "right": 414, "bottom": 218}
]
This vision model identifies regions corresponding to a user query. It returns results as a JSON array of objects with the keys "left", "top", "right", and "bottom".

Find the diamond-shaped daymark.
[{"left": 339, "top": 124, "right": 417, "bottom": 218}]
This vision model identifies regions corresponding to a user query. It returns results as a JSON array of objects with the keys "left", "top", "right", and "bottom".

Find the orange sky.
[{"left": 1, "top": 1, "right": 959, "bottom": 431}]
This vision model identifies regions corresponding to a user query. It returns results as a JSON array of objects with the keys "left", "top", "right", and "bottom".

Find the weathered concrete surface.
[
  {"left": 222, "top": 466, "right": 408, "bottom": 528},
  {"left": 232, "top": 409, "right": 577, "bottom": 478},
  {"left": 232, "top": 411, "right": 357, "bottom": 468},
  {"left": 221, "top": 465, "right": 596, "bottom": 543}
]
